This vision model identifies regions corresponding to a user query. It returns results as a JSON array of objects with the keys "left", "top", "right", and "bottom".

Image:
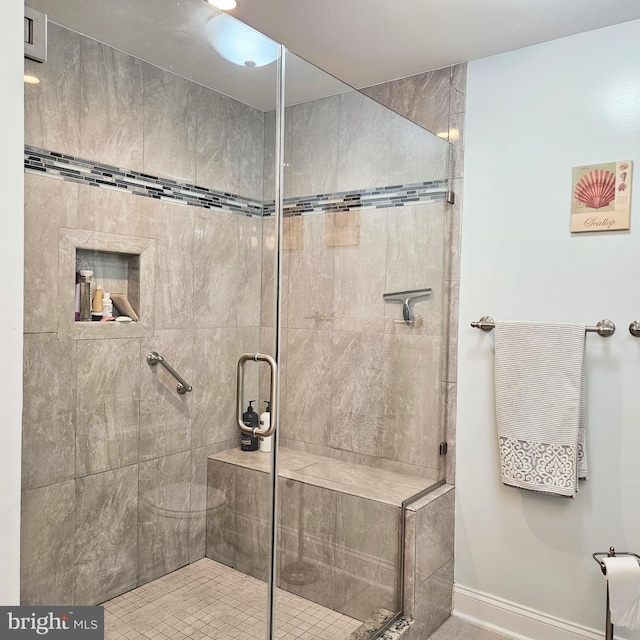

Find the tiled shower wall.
[
  {"left": 268, "top": 69, "right": 466, "bottom": 481},
  {"left": 21, "top": 18, "right": 465, "bottom": 611},
  {"left": 264, "top": 199, "right": 449, "bottom": 481},
  {"left": 361, "top": 64, "right": 467, "bottom": 484},
  {"left": 22, "top": 22, "right": 265, "bottom": 606}
]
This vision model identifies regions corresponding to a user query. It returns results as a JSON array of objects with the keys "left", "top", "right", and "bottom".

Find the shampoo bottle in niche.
[
  {"left": 259, "top": 401, "right": 272, "bottom": 452},
  {"left": 240, "top": 400, "right": 259, "bottom": 451},
  {"left": 91, "top": 284, "right": 103, "bottom": 321},
  {"left": 79, "top": 270, "right": 93, "bottom": 321}
]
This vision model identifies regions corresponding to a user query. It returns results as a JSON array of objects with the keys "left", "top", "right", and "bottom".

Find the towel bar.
[
  {"left": 593, "top": 547, "right": 640, "bottom": 640},
  {"left": 470, "top": 316, "right": 616, "bottom": 337}
]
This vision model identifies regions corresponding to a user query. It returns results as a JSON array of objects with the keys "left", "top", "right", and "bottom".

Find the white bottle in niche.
[
  {"left": 102, "top": 292, "right": 113, "bottom": 319},
  {"left": 259, "top": 401, "right": 272, "bottom": 452}
]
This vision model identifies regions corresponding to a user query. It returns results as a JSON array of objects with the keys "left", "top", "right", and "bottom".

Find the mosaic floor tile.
[{"left": 103, "top": 558, "right": 362, "bottom": 640}]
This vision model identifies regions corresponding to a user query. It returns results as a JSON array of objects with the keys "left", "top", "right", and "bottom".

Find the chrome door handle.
[{"left": 236, "top": 353, "right": 277, "bottom": 438}]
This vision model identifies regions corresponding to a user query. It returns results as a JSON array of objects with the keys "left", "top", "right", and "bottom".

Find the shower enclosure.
[{"left": 21, "top": 1, "right": 452, "bottom": 638}]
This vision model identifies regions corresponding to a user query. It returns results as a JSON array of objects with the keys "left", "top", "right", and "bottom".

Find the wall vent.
[{"left": 24, "top": 6, "right": 47, "bottom": 63}]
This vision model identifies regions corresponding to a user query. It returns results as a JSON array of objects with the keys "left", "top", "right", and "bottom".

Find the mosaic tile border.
[
  {"left": 265, "top": 181, "right": 449, "bottom": 217},
  {"left": 24, "top": 145, "right": 265, "bottom": 217},
  {"left": 25, "top": 146, "right": 449, "bottom": 217}
]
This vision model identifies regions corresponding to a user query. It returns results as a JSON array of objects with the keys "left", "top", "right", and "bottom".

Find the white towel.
[
  {"left": 494, "top": 321, "right": 587, "bottom": 497},
  {"left": 602, "top": 556, "right": 640, "bottom": 629}
]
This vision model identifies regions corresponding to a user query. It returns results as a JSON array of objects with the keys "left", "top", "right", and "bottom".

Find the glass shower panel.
[
  {"left": 22, "top": 1, "right": 280, "bottom": 638},
  {"left": 276, "top": 50, "right": 451, "bottom": 637}
]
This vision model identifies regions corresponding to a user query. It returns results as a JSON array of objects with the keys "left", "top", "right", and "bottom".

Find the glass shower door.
[{"left": 273, "top": 50, "right": 452, "bottom": 638}]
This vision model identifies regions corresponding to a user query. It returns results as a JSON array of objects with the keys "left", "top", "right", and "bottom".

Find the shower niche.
[
  {"left": 76, "top": 248, "right": 141, "bottom": 321},
  {"left": 58, "top": 229, "right": 155, "bottom": 340}
]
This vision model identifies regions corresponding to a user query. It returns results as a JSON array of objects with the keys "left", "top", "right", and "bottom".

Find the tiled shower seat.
[{"left": 206, "top": 448, "right": 451, "bottom": 628}]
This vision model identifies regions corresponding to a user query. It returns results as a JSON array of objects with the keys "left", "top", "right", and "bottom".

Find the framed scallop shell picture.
[{"left": 571, "top": 160, "right": 632, "bottom": 232}]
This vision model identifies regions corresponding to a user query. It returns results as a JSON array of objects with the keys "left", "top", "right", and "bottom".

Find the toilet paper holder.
[{"left": 593, "top": 547, "right": 640, "bottom": 640}]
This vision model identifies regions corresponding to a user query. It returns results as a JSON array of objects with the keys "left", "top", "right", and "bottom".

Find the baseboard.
[{"left": 452, "top": 584, "right": 603, "bottom": 640}]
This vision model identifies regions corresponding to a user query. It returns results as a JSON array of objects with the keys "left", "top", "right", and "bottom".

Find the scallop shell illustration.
[{"left": 574, "top": 169, "right": 616, "bottom": 209}]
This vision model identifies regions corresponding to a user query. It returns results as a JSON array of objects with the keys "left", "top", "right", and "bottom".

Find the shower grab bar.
[
  {"left": 236, "top": 353, "right": 277, "bottom": 438},
  {"left": 147, "top": 351, "right": 193, "bottom": 395},
  {"left": 593, "top": 547, "right": 640, "bottom": 640},
  {"left": 470, "top": 316, "right": 616, "bottom": 337}
]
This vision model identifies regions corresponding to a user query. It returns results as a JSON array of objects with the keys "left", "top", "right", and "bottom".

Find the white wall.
[
  {"left": 457, "top": 19, "right": 640, "bottom": 637},
  {"left": 0, "top": 1, "right": 24, "bottom": 605}
]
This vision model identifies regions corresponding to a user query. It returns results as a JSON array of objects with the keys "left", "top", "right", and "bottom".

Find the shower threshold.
[{"left": 102, "top": 558, "right": 362, "bottom": 640}]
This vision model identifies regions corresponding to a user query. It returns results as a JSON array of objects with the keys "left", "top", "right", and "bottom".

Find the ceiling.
[
  {"left": 232, "top": 0, "right": 640, "bottom": 88},
  {"left": 26, "top": 0, "right": 640, "bottom": 110}
]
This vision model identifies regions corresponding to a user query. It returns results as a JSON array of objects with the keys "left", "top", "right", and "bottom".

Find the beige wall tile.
[
  {"left": 21, "top": 480, "right": 75, "bottom": 605},
  {"left": 410, "top": 559, "right": 453, "bottom": 638},
  {"left": 237, "top": 214, "right": 263, "bottom": 328},
  {"left": 76, "top": 181, "right": 145, "bottom": 238},
  {"left": 281, "top": 329, "right": 332, "bottom": 448},
  {"left": 143, "top": 200, "right": 194, "bottom": 331},
  {"left": 382, "top": 334, "right": 443, "bottom": 471},
  {"left": 239, "top": 102, "right": 265, "bottom": 202},
  {"left": 206, "top": 458, "right": 237, "bottom": 568},
  {"left": 196, "top": 87, "right": 263, "bottom": 198},
  {"left": 192, "top": 328, "right": 239, "bottom": 449},
  {"left": 450, "top": 63, "right": 468, "bottom": 115},
  {"left": 333, "top": 208, "right": 386, "bottom": 333},
  {"left": 330, "top": 331, "right": 385, "bottom": 457},
  {"left": 287, "top": 214, "right": 335, "bottom": 330},
  {"left": 75, "top": 338, "right": 141, "bottom": 476},
  {"left": 139, "top": 329, "right": 194, "bottom": 461},
  {"left": 444, "top": 383, "right": 457, "bottom": 485},
  {"left": 80, "top": 36, "right": 144, "bottom": 171},
  {"left": 334, "top": 495, "right": 399, "bottom": 619},
  {"left": 22, "top": 333, "right": 76, "bottom": 490},
  {"left": 359, "top": 81, "right": 391, "bottom": 108},
  {"left": 389, "top": 112, "right": 450, "bottom": 185},
  {"left": 337, "top": 91, "right": 390, "bottom": 192},
  {"left": 415, "top": 488, "right": 454, "bottom": 583},
  {"left": 233, "top": 466, "right": 271, "bottom": 581},
  {"left": 285, "top": 96, "right": 339, "bottom": 199},
  {"left": 138, "top": 451, "right": 191, "bottom": 584},
  {"left": 143, "top": 64, "right": 196, "bottom": 184},
  {"left": 194, "top": 210, "right": 238, "bottom": 329},
  {"left": 261, "top": 217, "right": 277, "bottom": 328},
  {"left": 25, "top": 24, "right": 80, "bottom": 156},
  {"left": 384, "top": 203, "right": 446, "bottom": 337},
  {"left": 24, "top": 174, "right": 78, "bottom": 334},
  {"left": 388, "top": 68, "right": 451, "bottom": 137},
  {"left": 278, "top": 481, "right": 336, "bottom": 607},
  {"left": 450, "top": 111, "right": 466, "bottom": 180},
  {"left": 74, "top": 466, "right": 138, "bottom": 605},
  {"left": 190, "top": 441, "right": 237, "bottom": 563}
]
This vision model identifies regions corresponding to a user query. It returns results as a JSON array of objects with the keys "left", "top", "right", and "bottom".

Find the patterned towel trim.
[{"left": 499, "top": 436, "right": 578, "bottom": 497}]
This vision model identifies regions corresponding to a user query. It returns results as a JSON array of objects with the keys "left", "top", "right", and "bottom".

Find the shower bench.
[{"left": 206, "top": 447, "right": 454, "bottom": 630}]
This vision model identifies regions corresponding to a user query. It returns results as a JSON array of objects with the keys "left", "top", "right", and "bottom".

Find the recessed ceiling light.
[
  {"left": 206, "top": 14, "right": 278, "bottom": 68},
  {"left": 207, "top": 0, "right": 237, "bottom": 10},
  {"left": 23, "top": 74, "right": 40, "bottom": 84}
]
